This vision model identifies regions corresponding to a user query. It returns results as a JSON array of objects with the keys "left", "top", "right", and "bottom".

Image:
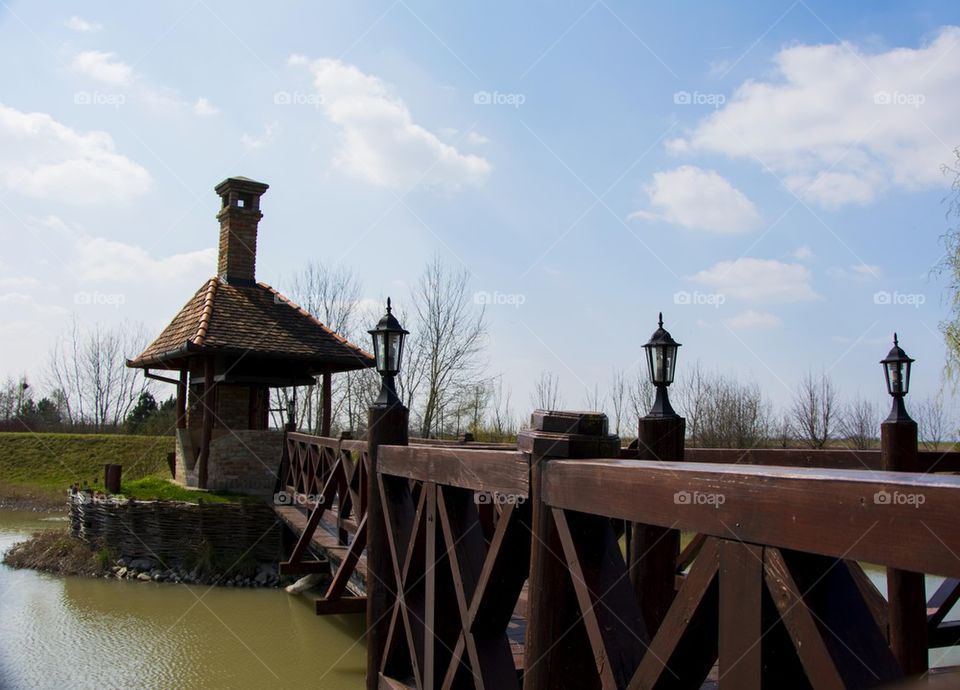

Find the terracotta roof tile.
[{"left": 128, "top": 277, "right": 374, "bottom": 372}]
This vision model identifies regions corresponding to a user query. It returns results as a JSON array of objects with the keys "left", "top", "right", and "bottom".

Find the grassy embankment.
[{"left": 0, "top": 432, "right": 248, "bottom": 509}]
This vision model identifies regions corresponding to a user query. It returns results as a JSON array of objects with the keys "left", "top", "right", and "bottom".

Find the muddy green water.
[{"left": 0, "top": 510, "right": 365, "bottom": 689}]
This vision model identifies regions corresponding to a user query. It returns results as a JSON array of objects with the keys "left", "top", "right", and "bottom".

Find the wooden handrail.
[
  {"left": 378, "top": 445, "right": 529, "bottom": 496},
  {"left": 543, "top": 458, "right": 960, "bottom": 578}
]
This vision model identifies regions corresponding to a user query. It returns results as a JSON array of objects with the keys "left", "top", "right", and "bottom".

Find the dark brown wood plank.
[
  {"left": 379, "top": 446, "right": 529, "bottom": 496},
  {"left": 544, "top": 459, "right": 960, "bottom": 577},
  {"left": 928, "top": 578, "right": 960, "bottom": 628},
  {"left": 763, "top": 547, "right": 845, "bottom": 690},
  {"left": 627, "top": 538, "right": 720, "bottom": 690},
  {"left": 315, "top": 596, "right": 367, "bottom": 615},
  {"left": 553, "top": 508, "right": 648, "bottom": 690},
  {"left": 325, "top": 514, "right": 367, "bottom": 600},
  {"left": 718, "top": 541, "right": 762, "bottom": 690}
]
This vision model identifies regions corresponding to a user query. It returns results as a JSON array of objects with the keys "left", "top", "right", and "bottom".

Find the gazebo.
[{"left": 127, "top": 176, "right": 373, "bottom": 495}]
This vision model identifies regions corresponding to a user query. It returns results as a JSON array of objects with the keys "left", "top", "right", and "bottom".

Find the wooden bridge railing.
[
  {"left": 368, "top": 411, "right": 960, "bottom": 689},
  {"left": 277, "top": 432, "right": 371, "bottom": 613}
]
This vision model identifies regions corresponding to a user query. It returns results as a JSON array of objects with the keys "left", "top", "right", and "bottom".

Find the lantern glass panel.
[{"left": 387, "top": 332, "right": 404, "bottom": 373}]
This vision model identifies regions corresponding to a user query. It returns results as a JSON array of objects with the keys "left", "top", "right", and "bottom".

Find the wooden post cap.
[{"left": 519, "top": 410, "right": 619, "bottom": 458}]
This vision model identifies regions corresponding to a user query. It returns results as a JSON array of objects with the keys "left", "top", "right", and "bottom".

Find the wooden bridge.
[{"left": 271, "top": 410, "right": 960, "bottom": 689}]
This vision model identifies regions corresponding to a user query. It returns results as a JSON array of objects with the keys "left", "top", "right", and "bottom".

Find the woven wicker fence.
[{"left": 68, "top": 491, "right": 283, "bottom": 564}]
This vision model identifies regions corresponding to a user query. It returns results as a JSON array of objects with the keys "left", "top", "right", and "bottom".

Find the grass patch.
[
  {"left": 0, "top": 432, "right": 173, "bottom": 504},
  {"left": 118, "top": 477, "right": 253, "bottom": 504}
]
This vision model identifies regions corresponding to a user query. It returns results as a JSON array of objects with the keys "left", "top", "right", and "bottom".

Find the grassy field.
[{"left": 0, "top": 432, "right": 258, "bottom": 507}]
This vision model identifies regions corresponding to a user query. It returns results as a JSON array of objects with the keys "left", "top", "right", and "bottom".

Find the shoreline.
[{"left": 0, "top": 488, "right": 68, "bottom": 514}]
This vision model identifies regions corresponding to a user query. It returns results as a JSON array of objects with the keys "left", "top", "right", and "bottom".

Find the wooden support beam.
[
  {"left": 316, "top": 596, "right": 367, "bottom": 616},
  {"left": 718, "top": 541, "right": 762, "bottom": 689},
  {"left": 882, "top": 417, "right": 929, "bottom": 677},
  {"left": 176, "top": 367, "right": 187, "bottom": 429},
  {"left": 197, "top": 355, "right": 215, "bottom": 489},
  {"left": 321, "top": 366, "right": 332, "bottom": 437}
]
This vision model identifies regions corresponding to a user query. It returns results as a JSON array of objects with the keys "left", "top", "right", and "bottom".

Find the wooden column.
[
  {"left": 881, "top": 415, "right": 928, "bottom": 676},
  {"left": 520, "top": 410, "right": 620, "bottom": 690},
  {"left": 365, "top": 400, "right": 409, "bottom": 690},
  {"left": 321, "top": 366, "right": 332, "bottom": 437},
  {"left": 197, "top": 356, "right": 215, "bottom": 489},
  {"left": 630, "top": 414, "right": 685, "bottom": 633},
  {"left": 176, "top": 367, "right": 188, "bottom": 429}
]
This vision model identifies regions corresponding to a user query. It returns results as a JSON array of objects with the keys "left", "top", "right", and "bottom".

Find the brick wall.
[
  {"left": 206, "top": 429, "right": 284, "bottom": 496},
  {"left": 216, "top": 384, "right": 250, "bottom": 430}
]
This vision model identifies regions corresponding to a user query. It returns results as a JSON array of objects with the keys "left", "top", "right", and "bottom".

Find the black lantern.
[
  {"left": 369, "top": 298, "right": 409, "bottom": 407},
  {"left": 643, "top": 313, "right": 681, "bottom": 417},
  {"left": 881, "top": 333, "right": 914, "bottom": 422}
]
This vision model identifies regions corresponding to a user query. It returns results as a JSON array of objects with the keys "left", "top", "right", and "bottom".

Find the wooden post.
[
  {"left": 104, "top": 463, "right": 122, "bottom": 493},
  {"left": 365, "top": 401, "right": 409, "bottom": 690},
  {"left": 197, "top": 356, "right": 215, "bottom": 489},
  {"left": 630, "top": 414, "right": 685, "bottom": 633},
  {"left": 881, "top": 415, "right": 928, "bottom": 676},
  {"left": 176, "top": 367, "right": 188, "bottom": 429},
  {"left": 520, "top": 410, "right": 620, "bottom": 690},
  {"left": 322, "top": 366, "right": 332, "bottom": 437}
]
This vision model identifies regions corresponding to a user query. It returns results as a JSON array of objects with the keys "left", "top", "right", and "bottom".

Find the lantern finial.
[
  {"left": 893, "top": 332, "right": 898, "bottom": 347},
  {"left": 658, "top": 312, "right": 663, "bottom": 329},
  {"left": 387, "top": 297, "right": 392, "bottom": 314}
]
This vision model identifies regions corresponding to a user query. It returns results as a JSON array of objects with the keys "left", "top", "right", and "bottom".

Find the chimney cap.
[{"left": 215, "top": 176, "right": 269, "bottom": 197}]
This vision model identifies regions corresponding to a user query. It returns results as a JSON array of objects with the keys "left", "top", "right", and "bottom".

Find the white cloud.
[
  {"left": 0, "top": 103, "right": 151, "bottom": 204},
  {"left": 289, "top": 55, "right": 491, "bottom": 192},
  {"left": 242, "top": 121, "right": 280, "bottom": 150},
  {"left": 726, "top": 310, "right": 782, "bottom": 329},
  {"left": 629, "top": 165, "right": 760, "bottom": 233},
  {"left": 793, "top": 245, "right": 814, "bottom": 260},
  {"left": 830, "top": 263, "right": 881, "bottom": 281},
  {"left": 71, "top": 50, "right": 132, "bottom": 86},
  {"left": 691, "top": 257, "right": 819, "bottom": 303},
  {"left": 668, "top": 26, "right": 960, "bottom": 208},
  {"left": 66, "top": 16, "right": 102, "bottom": 32},
  {"left": 193, "top": 97, "right": 219, "bottom": 116},
  {"left": 72, "top": 236, "right": 216, "bottom": 283},
  {"left": 467, "top": 131, "right": 490, "bottom": 145}
]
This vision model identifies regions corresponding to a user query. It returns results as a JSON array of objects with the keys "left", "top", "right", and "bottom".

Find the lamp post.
[
  {"left": 879, "top": 333, "right": 926, "bottom": 675},
  {"left": 642, "top": 312, "right": 681, "bottom": 417},
  {"left": 630, "top": 312, "right": 686, "bottom": 632},
  {"left": 368, "top": 297, "right": 409, "bottom": 408},
  {"left": 365, "top": 298, "right": 410, "bottom": 689}
]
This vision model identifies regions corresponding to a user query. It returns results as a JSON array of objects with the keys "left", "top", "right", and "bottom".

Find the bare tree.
[
  {"left": 838, "top": 397, "right": 878, "bottom": 450},
  {"left": 583, "top": 384, "right": 605, "bottom": 415},
  {"left": 609, "top": 369, "right": 628, "bottom": 437},
  {"left": 627, "top": 370, "right": 654, "bottom": 433},
  {"left": 408, "top": 256, "right": 487, "bottom": 438},
  {"left": 488, "top": 375, "right": 516, "bottom": 438},
  {"left": 532, "top": 371, "right": 563, "bottom": 410},
  {"left": 916, "top": 395, "right": 952, "bottom": 450},
  {"left": 46, "top": 319, "right": 149, "bottom": 430},
  {"left": 791, "top": 372, "right": 837, "bottom": 449},
  {"left": 675, "top": 362, "right": 710, "bottom": 445},
  {"left": 774, "top": 412, "right": 793, "bottom": 449}
]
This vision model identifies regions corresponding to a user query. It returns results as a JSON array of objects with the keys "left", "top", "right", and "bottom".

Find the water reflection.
[{"left": 0, "top": 511, "right": 365, "bottom": 689}]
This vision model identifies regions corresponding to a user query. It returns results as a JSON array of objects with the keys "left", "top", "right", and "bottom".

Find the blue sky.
[{"left": 2, "top": 0, "right": 959, "bottom": 417}]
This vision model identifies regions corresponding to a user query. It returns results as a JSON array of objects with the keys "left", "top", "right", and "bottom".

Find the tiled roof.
[{"left": 128, "top": 277, "right": 374, "bottom": 372}]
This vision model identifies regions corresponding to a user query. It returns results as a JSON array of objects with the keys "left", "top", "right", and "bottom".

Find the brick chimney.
[{"left": 214, "top": 176, "right": 269, "bottom": 285}]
